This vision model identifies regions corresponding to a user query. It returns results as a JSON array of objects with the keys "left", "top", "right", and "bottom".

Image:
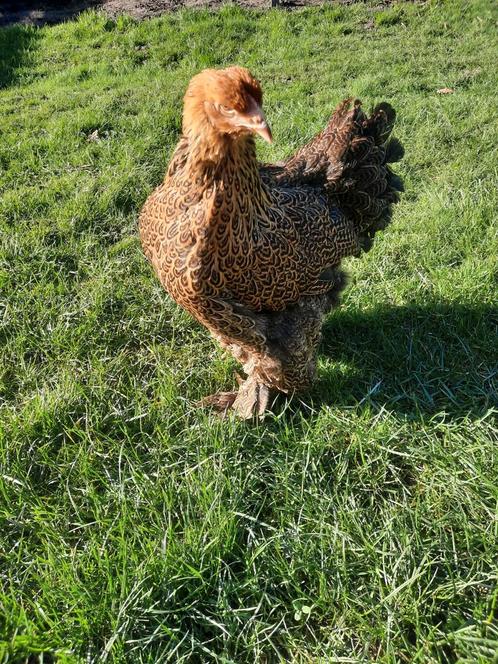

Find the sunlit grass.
[{"left": 1, "top": 1, "right": 497, "bottom": 662}]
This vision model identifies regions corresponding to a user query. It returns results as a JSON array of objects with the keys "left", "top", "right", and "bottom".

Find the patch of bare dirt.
[{"left": 0, "top": 0, "right": 359, "bottom": 28}]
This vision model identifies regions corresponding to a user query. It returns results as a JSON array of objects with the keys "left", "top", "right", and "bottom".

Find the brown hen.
[{"left": 139, "top": 67, "right": 403, "bottom": 418}]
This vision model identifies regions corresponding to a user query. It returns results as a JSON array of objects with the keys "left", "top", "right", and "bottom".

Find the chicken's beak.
[
  {"left": 239, "top": 112, "right": 272, "bottom": 143},
  {"left": 254, "top": 120, "right": 273, "bottom": 144},
  {"left": 238, "top": 99, "right": 273, "bottom": 143},
  {"left": 249, "top": 105, "right": 272, "bottom": 143}
]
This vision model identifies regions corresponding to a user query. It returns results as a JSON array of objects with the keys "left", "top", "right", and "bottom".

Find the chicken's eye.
[{"left": 217, "top": 104, "right": 236, "bottom": 117}]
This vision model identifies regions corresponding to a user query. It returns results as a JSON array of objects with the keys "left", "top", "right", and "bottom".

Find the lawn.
[{"left": 1, "top": 1, "right": 497, "bottom": 662}]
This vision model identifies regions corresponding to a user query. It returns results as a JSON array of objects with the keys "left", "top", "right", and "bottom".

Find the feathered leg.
[
  {"left": 196, "top": 272, "right": 345, "bottom": 418},
  {"left": 192, "top": 296, "right": 274, "bottom": 417},
  {"left": 198, "top": 338, "right": 280, "bottom": 419}
]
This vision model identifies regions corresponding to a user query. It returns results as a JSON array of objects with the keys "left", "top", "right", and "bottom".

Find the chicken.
[{"left": 139, "top": 66, "right": 403, "bottom": 418}]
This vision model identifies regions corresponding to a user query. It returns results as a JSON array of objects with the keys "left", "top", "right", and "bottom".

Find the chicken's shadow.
[{"left": 295, "top": 301, "right": 497, "bottom": 420}]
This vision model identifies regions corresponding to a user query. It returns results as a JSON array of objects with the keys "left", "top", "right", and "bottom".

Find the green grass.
[{"left": 1, "top": 1, "right": 497, "bottom": 662}]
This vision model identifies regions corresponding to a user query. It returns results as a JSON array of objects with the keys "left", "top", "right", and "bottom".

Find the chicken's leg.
[
  {"left": 192, "top": 296, "right": 278, "bottom": 417},
  {"left": 196, "top": 281, "right": 344, "bottom": 418}
]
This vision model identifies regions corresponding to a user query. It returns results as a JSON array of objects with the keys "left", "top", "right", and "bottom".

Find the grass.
[{"left": 0, "top": 1, "right": 497, "bottom": 661}]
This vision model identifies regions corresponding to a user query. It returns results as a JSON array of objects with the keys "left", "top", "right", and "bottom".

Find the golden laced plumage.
[{"left": 139, "top": 66, "right": 403, "bottom": 417}]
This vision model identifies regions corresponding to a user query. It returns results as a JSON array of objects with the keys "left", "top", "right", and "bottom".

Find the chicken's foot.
[
  {"left": 196, "top": 391, "right": 238, "bottom": 416},
  {"left": 231, "top": 376, "right": 271, "bottom": 419},
  {"left": 197, "top": 375, "right": 272, "bottom": 419}
]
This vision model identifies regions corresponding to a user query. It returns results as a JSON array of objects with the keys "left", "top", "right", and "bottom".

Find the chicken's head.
[{"left": 183, "top": 66, "right": 272, "bottom": 144}]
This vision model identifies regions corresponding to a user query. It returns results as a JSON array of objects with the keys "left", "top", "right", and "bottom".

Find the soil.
[{"left": 0, "top": 0, "right": 360, "bottom": 28}]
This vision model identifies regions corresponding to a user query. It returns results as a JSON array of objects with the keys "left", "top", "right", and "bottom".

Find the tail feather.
[{"left": 282, "top": 97, "right": 404, "bottom": 252}]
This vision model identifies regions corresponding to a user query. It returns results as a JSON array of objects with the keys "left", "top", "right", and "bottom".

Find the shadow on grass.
[
  {"left": 0, "top": 0, "right": 103, "bottom": 29},
  {"left": 0, "top": 24, "right": 39, "bottom": 89},
  {"left": 298, "top": 301, "right": 498, "bottom": 420}
]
